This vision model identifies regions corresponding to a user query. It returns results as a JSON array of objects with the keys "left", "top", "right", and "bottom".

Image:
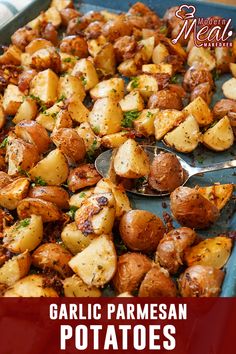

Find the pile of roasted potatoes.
[{"left": 0, "top": 0, "right": 235, "bottom": 297}]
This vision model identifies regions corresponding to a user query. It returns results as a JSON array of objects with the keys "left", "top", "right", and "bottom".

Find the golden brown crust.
[{"left": 67, "top": 164, "right": 101, "bottom": 192}]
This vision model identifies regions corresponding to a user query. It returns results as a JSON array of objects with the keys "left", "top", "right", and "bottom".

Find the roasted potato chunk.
[
  {"left": 30, "top": 149, "right": 69, "bottom": 186},
  {"left": 119, "top": 210, "right": 165, "bottom": 253},
  {"left": 179, "top": 265, "right": 224, "bottom": 297},
  {"left": 170, "top": 187, "right": 220, "bottom": 229},
  {"left": 61, "top": 222, "right": 96, "bottom": 255},
  {"left": 148, "top": 90, "right": 183, "bottom": 111},
  {"left": 11, "top": 26, "right": 39, "bottom": 51},
  {"left": 4, "top": 274, "right": 58, "bottom": 297},
  {"left": 114, "top": 139, "right": 150, "bottom": 178},
  {"left": 13, "top": 98, "right": 38, "bottom": 124},
  {"left": 30, "top": 47, "right": 61, "bottom": 73},
  {"left": 113, "top": 253, "right": 152, "bottom": 294},
  {"left": 15, "top": 120, "right": 50, "bottom": 154},
  {"left": 148, "top": 152, "right": 184, "bottom": 192},
  {"left": 3, "top": 215, "right": 43, "bottom": 253},
  {"left": 51, "top": 128, "right": 86, "bottom": 164},
  {"left": 0, "top": 178, "right": 29, "bottom": 210},
  {"left": 58, "top": 74, "right": 86, "bottom": 102},
  {"left": 202, "top": 116, "right": 234, "bottom": 151},
  {"left": 139, "top": 266, "right": 177, "bottom": 297},
  {"left": 60, "top": 35, "right": 88, "bottom": 58},
  {"left": 6, "top": 137, "right": 40, "bottom": 176},
  {"left": 28, "top": 186, "right": 69, "bottom": 209},
  {"left": 17, "top": 198, "right": 61, "bottom": 223},
  {"left": 183, "top": 96, "right": 213, "bottom": 126},
  {"left": 156, "top": 227, "right": 196, "bottom": 274},
  {"left": 69, "top": 234, "right": 117, "bottom": 287},
  {"left": 154, "top": 109, "right": 185, "bottom": 140},
  {"left": 94, "top": 43, "right": 116, "bottom": 76},
  {"left": 2, "top": 84, "right": 24, "bottom": 115},
  {"left": 0, "top": 251, "right": 31, "bottom": 287},
  {"left": 183, "top": 66, "right": 214, "bottom": 92},
  {"left": 164, "top": 115, "right": 200, "bottom": 153},
  {"left": 102, "top": 16, "right": 132, "bottom": 42},
  {"left": 197, "top": 184, "right": 233, "bottom": 211},
  {"left": 75, "top": 193, "right": 116, "bottom": 236},
  {"left": 90, "top": 78, "right": 125, "bottom": 101},
  {"left": 185, "top": 236, "right": 232, "bottom": 269},
  {"left": 71, "top": 58, "right": 99, "bottom": 91},
  {"left": 68, "top": 164, "right": 101, "bottom": 192},
  {"left": 88, "top": 97, "right": 123, "bottom": 136},
  {"left": 30, "top": 69, "right": 59, "bottom": 106},
  {"left": 63, "top": 275, "right": 101, "bottom": 297},
  {"left": 94, "top": 179, "right": 131, "bottom": 218},
  {"left": 32, "top": 243, "right": 73, "bottom": 278}
]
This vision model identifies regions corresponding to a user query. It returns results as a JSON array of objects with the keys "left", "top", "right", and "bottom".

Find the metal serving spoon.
[{"left": 95, "top": 145, "right": 236, "bottom": 197}]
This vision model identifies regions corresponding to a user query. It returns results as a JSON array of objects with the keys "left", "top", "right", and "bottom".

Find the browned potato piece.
[
  {"left": 190, "top": 82, "right": 213, "bottom": 105},
  {"left": 41, "top": 23, "right": 58, "bottom": 46},
  {"left": 119, "top": 210, "right": 165, "bottom": 253},
  {"left": 51, "top": 128, "right": 86, "bottom": 164},
  {"left": 60, "top": 8, "right": 80, "bottom": 26},
  {"left": 197, "top": 184, "right": 233, "bottom": 211},
  {"left": 139, "top": 266, "right": 177, "bottom": 297},
  {"left": 185, "top": 236, "right": 232, "bottom": 269},
  {"left": 114, "top": 36, "right": 137, "bottom": 63},
  {"left": 215, "top": 47, "right": 234, "bottom": 73},
  {"left": 28, "top": 186, "right": 69, "bottom": 209},
  {"left": 0, "top": 178, "right": 30, "bottom": 210},
  {"left": 156, "top": 227, "right": 196, "bottom": 274},
  {"left": 18, "top": 70, "right": 37, "bottom": 93},
  {"left": 0, "top": 172, "right": 13, "bottom": 189},
  {"left": 30, "top": 47, "right": 61, "bottom": 73},
  {"left": 68, "top": 164, "right": 101, "bottom": 192},
  {"left": 179, "top": 265, "right": 224, "bottom": 297},
  {"left": 113, "top": 253, "right": 152, "bottom": 294},
  {"left": 60, "top": 35, "right": 88, "bottom": 58},
  {"left": 213, "top": 99, "right": 236, "bottom": 119},
  {"left": 32, "top": 243, "right": 73, "bottom": 278},
  {"left": 183, "top": 65, "right": 214, "bottom": 92},
  {"left": 148, "top": 152, "right": 184, "bottom": 192},
  {"left": 6, "top": 137, "right": 40, "bottom": 176},
  {"left": 94, "top": 43, "right": 116, "bottom": 76},
  {"left": 170, "top": 187, "right": 220, "bottom": 229},
  {"left": 17, "top": 198, "right": 61, "bottom": 222},
  {"left": 148, "top": 90, "right": 183, "bottom": 110},
  {"left": 102, "top": 16, "right": 132, "bottom": 43},
  {"left": 11, "top": 26, "right": 39, "bottom": 51},
  {"left": 127, "top": 2, "right": 161, "bottom": 30},
  {"left": 15, "top": 120, "right": 50, "bottom": 154},
  {"left": 25, "top": 38, "right": 53, "bottom": 55}
]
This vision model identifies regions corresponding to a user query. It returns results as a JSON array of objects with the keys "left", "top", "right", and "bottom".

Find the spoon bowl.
[{"left": 95, "top": 145, "right": 236, "bottom": 197}]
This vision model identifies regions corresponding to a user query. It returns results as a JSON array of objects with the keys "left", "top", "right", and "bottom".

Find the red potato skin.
[
  {"left": 113, "top": 252, "right": 152, "bottom": 294},
  {"left": 138, "top": 266, "right": 177, "bottom": 297},
  {"left": 179, "top": 265, "right": 225, "bottom": 297},
  {"left": 170, "top": 187, "right": 220, "bottom": 229},
  {"left": 156, "top": 227, "right": 196, "bottom": 274},
  {"left": 60, "top": 35, "right": 88, "bottom": 58},
  {"left": 119, "top": 210, "right": 165, "bottom": 253},
  {"left": 148, "top": 152, "right": 184, "bottom": 192},
  {"left": 18, "top": 70, "right": 37, "bottom": 93},
  {"left": 15, "top": 120, "right": 51, "bottom": 154},
  {"left": 28, "top": 186, "right": 69, "bottom": 209},
  {"left": 148, "top": 90, "right": 183, "bottom": 110}
]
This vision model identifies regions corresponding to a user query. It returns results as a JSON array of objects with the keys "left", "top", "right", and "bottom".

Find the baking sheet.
[{"left": 0, "top": 0, "right": 235, "bottom": 296}]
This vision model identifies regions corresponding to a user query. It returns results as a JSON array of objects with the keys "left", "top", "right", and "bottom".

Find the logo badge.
[{"left": 172, "top": 4, "right": 233, "bottom": 47}]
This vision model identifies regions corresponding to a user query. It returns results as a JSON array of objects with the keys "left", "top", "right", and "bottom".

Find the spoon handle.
[{"left": 190, "top": 159, "right": 236, "bottom": 176}]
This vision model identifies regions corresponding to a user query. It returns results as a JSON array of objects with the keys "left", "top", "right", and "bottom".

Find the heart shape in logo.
[{"left": 175, "top": 5, "right": 196, "bottom": 20}]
